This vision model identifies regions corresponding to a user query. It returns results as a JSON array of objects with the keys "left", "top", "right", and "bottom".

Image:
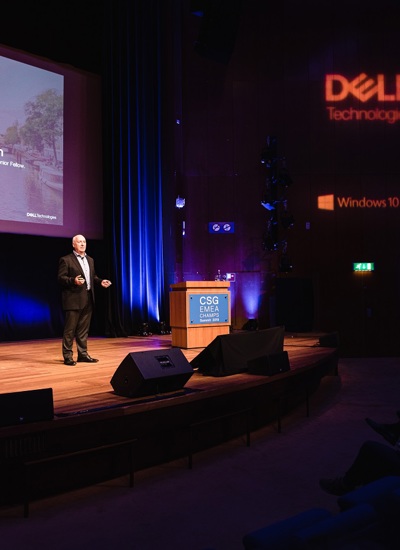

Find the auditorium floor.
[{"left": 1, "top": 356, "right": 400, "bottom": 549}]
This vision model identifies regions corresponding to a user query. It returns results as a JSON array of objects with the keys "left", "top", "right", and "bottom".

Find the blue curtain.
[{"left": 103, "top": 0, "right": 174, "bottom": 336}]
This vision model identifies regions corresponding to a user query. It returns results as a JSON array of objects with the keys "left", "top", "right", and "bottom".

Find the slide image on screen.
[{"left": 0, "top": 55, "right": 63, "bottom": 226}]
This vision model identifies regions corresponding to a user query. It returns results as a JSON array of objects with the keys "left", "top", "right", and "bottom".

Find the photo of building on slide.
[{"left": 0, "top": 55, "right": 63, "bottom": 226}]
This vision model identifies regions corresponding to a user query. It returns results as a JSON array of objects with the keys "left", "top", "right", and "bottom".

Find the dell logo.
[{"left": 326, "top": 74, "right": 400, "bottom": 102}]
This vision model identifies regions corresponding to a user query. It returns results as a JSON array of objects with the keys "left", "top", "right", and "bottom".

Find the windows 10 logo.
[{"left": 318, "top": 194, "right": 335, "bottom": 211}]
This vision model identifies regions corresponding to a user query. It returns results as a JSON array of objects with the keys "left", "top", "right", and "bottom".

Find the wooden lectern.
[{"left": 169, "top": 281, "right": 231, "bottom": 348}]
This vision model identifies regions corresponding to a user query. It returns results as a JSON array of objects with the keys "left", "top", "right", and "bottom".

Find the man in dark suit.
[{"left": 58, "top": 234, "right": 112, "bottom": 365}]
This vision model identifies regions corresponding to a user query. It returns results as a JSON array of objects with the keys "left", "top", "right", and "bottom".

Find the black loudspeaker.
[
  {"left": 247, "top": 351, "right": 291, "bottom": 376},
  {"left": 0, "top": 388, "right": 54, "bottom": 427},
  {"left": 275, "top": 277, "right": 314, "bottom": 332},
  {"left": 191, "top": 325, "right": 285, "bottom": 377},
  {"left": 319, "top": 332, "right": 340, "bottom": 348},
  {"left": 110, "top": 348, "right": 194, "bottom": 398}
]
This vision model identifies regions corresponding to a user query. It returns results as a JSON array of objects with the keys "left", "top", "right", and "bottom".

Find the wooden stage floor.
[
  {"left": 0, "top": 331, "right": 336, "bottom": 417},
  {"left": 0, "top": 331, "right": 339, "bottom": 511}
]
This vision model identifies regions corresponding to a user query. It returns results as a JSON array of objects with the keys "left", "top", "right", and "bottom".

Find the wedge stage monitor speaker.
[
  {"left": 319, "top": 332, "right": 340, "bottom": 348},
  {"left": 190, "top": 325, "right": 285, "bottom": 377},
  {"left": 111, "top": 348, "right": 194, "bottom": 398},
  {"left": 0, "top": 387, "right": 54, "bottom": 427},
  {"left": 247, "top": 351, "right": 291, "bottom": 376}
]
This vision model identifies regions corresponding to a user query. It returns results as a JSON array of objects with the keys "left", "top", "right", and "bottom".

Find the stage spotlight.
[
  {"left": 154, "top": 321, "right": 171, "bottom": 335},
  {"left": 279, "top": 255, "right": 293, "bottom": 273},
  {"left": 262, "top": 237, "right": 279, "bottom": 252},
  {"left": 261, "top": 200, "right": 275, "bottom": 210},
  {"left": 138, "top": 322, "right": 152, "bottom": 337},
  {"left": 260, "top": 135, "right": 277, "bottom": 165},
  {"left": 281, "top": 212, "right": 295, "bottom": 229},
  {"left": 175, "top": 196, "right": 185, "bottom": 208},
  {"left": 190, "top": 1, "right": 205, "bottom": 17},
  {"left": 260, "top": 151, "right": 275, "bottom": 166},
  {"left": 242, "top": 318, "right": 258, "bottom": 331},
  {"left": 278, "top": 173, "right": 293, "bottom": 187}
]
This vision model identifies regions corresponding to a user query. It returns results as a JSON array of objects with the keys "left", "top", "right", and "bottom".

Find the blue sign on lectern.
[{"left": 189, "top": 293, "right": 229, "bottom": 325}]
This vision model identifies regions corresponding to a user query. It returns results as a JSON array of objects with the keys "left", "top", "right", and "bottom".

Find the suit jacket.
[{"left": 58, "top": 252, "right": 102, "bottom": 310}]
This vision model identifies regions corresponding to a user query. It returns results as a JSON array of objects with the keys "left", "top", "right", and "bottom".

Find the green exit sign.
[{"left": 353, "top": 262, "right": 375, "bottom": 272}]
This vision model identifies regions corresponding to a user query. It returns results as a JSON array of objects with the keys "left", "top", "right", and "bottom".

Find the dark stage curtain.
[{"left": 102, "top": 0, "right": 177, "bottom": 337}]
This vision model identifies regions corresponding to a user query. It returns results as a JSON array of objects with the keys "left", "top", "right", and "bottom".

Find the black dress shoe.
[
  {"left": 64, "top": 358, "right": 76, "bottom": 366},
  {"left": 77, "top": 355, "right": 99, "bottom": 363},
  {"left": 319, "top": 477, "right": 354, "bottom": 496},
  {"left": 365, "top": 417, "right": 399, "bottom": 445}
]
